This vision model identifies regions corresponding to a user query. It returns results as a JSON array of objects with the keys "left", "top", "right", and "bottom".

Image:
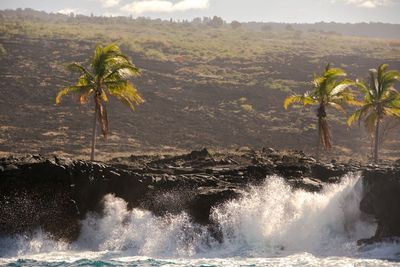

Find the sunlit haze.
[{"left": 1, "top": 0, "right": 400, "bottom": 23}]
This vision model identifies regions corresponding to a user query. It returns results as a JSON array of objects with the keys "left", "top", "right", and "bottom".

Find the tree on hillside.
[
  {"left": 347, "top": 64, "right": 400, "bottom": 163},
  {"left": 284, "top": 64, "right": 358, "bottom": 159},
  {"left": 56, "top": 43, "right": 144, "bottom": 161},
  {"left": 208, "top": 16, "right": 224, "bottom": 28},
  {"left": 231, "top": 20, "right": 241, "bottom": 30},
  {"left": 192, "top": 17, "right": 201, "bottom": 24}
]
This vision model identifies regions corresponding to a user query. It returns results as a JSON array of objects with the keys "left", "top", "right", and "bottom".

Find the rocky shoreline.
[{"left": 0, "top": 148, "right": 399, "bottom": 245}]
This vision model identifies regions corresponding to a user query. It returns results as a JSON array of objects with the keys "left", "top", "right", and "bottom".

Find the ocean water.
[{"left": 1, "top": 174, "right": 399, "bottom": 266}]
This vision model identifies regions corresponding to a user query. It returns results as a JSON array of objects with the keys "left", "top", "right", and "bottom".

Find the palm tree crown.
[
  {"left": 347, "top": 64, "right": 400, "bottom": 162},
  {"left": 56, "top": 43, "right": 144, "bottom": 160},
  {"left": 284, "top": 63, "right": 358, "bottom": 154}
]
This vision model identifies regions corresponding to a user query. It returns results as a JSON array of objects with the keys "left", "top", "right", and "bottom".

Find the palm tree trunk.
[
  {"left": 374, "top": 118, "right": 380, "bottom": 164},
  {"left": 316, "top": 118, "right": 321, "bottom": 161},
  {"left": 90, "top": 106, "right": 97, "bottom": 161}
]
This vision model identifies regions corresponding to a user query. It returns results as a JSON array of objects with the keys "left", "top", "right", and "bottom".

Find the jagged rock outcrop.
[
  {"left": 0, "top": 155, "right": 148, "bottom": 241},
  {"left": 358, "top": 168, "right": 400, "bottom": 244},
  {"left": 1, "top": 149, "right": 399, "bottom": 244}
]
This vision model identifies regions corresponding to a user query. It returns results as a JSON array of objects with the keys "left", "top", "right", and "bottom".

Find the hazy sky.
[{"left": 1, "top": 0, "right": 400, "bottom": 23}]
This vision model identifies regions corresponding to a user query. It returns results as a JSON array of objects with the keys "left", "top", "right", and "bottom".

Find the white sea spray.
[{"left": 0, "top": 173, "right": 399, "bottom": 266}]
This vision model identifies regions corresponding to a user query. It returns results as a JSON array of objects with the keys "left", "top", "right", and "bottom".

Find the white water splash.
[
  {"left": 74, "top": 194, "right": 213, "bottom": 257},
  {"left": 1, "top": 173, "right": 399, "bottom": 266},
  {"left": 211, "top": 173, "right": 376, "bottom": 257},
  {"left": 0, "top": 229, "right": 69, "bottom": 258}
]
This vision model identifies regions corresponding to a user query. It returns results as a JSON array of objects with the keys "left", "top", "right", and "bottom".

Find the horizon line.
[{"left": 2, "top": 7, "right": 400, "bottom": 25}]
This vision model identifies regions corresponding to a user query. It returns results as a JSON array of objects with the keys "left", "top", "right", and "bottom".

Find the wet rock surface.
[
  {"left": 0, "top": 148, "right": 399, "bottom": 244},
  {"left": 358, "top": 168, "right": 400, "bottom": 245}
]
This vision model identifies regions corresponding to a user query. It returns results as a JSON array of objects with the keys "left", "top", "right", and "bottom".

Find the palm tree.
[
  {"left": 56, "top": 43, "right": 144, "bottom": 161},
  {"left": 347, "top": 64, "right": 400, "bottom": 163},
  {"left": 284, "top": 63, "right": 357, "bottom": 159}
]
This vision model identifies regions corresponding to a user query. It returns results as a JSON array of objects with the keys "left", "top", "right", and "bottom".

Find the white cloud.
[
  {"left": 345, "top": 0, "right": 393, "bottom": 8},
  {"left": 101, "top": 0, "right": 121, "bottom": 8},
  {"left": 57, "top": 8, "right": 82, "bottom": 15},
  {"left": 122, "top": 0, "right": 210, "bottom": 14},
  {"left": 359, "top": 1, "right": 378, "bottom": 7}
]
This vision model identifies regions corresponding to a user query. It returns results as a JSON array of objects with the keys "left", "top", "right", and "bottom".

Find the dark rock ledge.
[{"left": 0, "top": 148, "right": 399, "bottom": 244}]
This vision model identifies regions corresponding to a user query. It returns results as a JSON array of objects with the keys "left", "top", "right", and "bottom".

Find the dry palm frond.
[
  {"left": 95, "top": 95, "right": 109, "bottom": 139},
  {"left": 319, "top": 117, "right": 332, "bottom": 150}
]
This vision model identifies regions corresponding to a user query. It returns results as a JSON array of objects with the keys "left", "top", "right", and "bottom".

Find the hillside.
[{"left": 0, "top": 9, "right": 400, "bottom": 161}]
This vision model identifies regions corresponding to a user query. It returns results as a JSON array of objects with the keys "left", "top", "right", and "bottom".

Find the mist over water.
[{"left": 1, "top": 173, "right": 399, "bottom": 266}]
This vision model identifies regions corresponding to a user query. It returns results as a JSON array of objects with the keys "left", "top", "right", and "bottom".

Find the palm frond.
[
  {"left": 345, "top": 99, "right": 365, "bottom": 106},
  {"left": 101, "top": 91, "right": 108, "bottom": 102},
  {"left": 355, "top": 81, "right": 372, "bottom": 103},
  {"left": 330, "top": 90, "right": 356, "bottom": 104},
  {"left": 92, "top": 43, "right": 123, "bottom": 79},
  {"left": 364, "top": 112, "right": 378, "bottom": 137},
  {"left": 377, "top": 64, "right": 388, "bottom": 87},
  {"left": 105, "top": 62, "right": 140, "bottom": 80},
  {"left": 66, "top": 63, "right": 93, "bottom": 82},
  {"left": 329, "top": 79, "right": 354, "bottom": 96},
  {"left": 381, "top": 70, "right": 400, "bottom": 93},
  {"left": 110, "top": 91, "right": 137, "bottom": 112},
  {"left": 80, "top": 89, "right": 94, "bottom": 104},
  {"left": 384, "top": 107, "right": 400, "bottom": 120},
  {"left": 106, "top": 81, "right": 144, "bottom": 108},
  {"left": 324, "top": 67, "right": 346, "bottom": 78},
  {"left": 303, "top": 95, "right": 316, "bottom": 106},
  {"left": 384, "top": 96, "right": 400, "bottom": 108},
  {"left": 368, "top": 69, "right": 378, "bottom": 97},
  {"left": 347, "top": 104, "right": 373, "bottom": 127},
  {"left": 56, "top": 85, "right": 93, "bottom": 104},
  {"left": 92, "top": 44, "right": 105, "bottom": 78},
  {"left": 284, "top": 95, "right": 304, "bottom": 109},
  {"left": 383, "top": 95, "right": 400, "bottom": 119},
  {"left": 324, "top": 63, "right": 331, "bottom": 72},
  {"left": 322, "top": 68, "right": 347, "bottom": 94},
  {"left": 382, "top": 93, "right": 400, "bottom": 106},
  {"left": 328, "top": 102, "right": 345, "bottom": 113},
  {"left": 385, "top": 88, "right": 400, "bottom": 97}
]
